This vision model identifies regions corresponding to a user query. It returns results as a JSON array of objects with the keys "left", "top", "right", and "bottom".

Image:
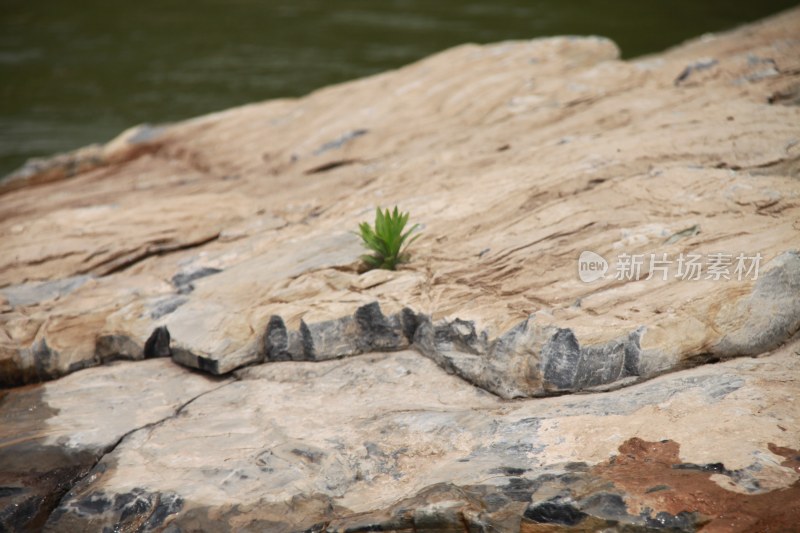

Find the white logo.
[
  {"left": 577, "top": 251, "right": 761, "bottom": 283},
  {"left": 578, "top": 251, "right": 608, "bottom": 282}
]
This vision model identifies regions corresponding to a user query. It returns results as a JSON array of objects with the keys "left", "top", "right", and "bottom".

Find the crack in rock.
[
  {"left": 41, "top": 380, "right": 234, "bottom": 531},
  {"left": 6, "top": 247, "right": 798, "bottom": 399},
  {"left": 4, "top": 248, "right": 799, "bottom": 402},
  {"left": 151, "top": 250, "right": 800, "bottom": 399}
]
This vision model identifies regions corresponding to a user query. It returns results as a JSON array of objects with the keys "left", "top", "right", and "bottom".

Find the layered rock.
[
  {"left": 3, "top": 340, "right": 797, "bottom": 531},
  {"left": 0, "top": 360, "right": 223, "bottom": 531},
  {"left": 1, "top": 6, "right": 800, "bottom": 532},
  {"left": 2, "top": 9, "right": 799, "bottom": 392}
]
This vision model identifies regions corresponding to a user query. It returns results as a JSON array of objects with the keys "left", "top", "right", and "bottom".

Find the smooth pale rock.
[
  {"left": 0, "top": 276, "right": 91, "bottom": 308},
  {"left": 1, "top": 9, "right": 800, "bottom": 530},
  {"left": 164, "top": 231, "right": 365, "bottom": 374},
  {"left": 37, "top": 339, "right": 800, "bottom": 531},
  {"left": 2, "top": 10, "right": 799, "bottom": 389},
  {"left": 0, "top": 359, "right": 224, "bottom": 532}
]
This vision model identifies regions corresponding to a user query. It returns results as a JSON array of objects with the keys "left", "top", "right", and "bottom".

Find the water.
[{"left": 1, "top": 0, "right": 796, "bottom": 176}]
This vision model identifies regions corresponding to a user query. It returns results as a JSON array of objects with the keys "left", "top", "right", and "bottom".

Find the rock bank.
[
  {"left": 1, "top": 6, "right": 800, "bottom": 532},
  {"left": 5, "top": 342, "right": 800, "bottom": 531}
]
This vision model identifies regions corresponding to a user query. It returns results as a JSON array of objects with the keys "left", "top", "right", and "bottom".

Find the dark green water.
[{"left": 1, "top": 1, "right": 796, "bottom": 176}]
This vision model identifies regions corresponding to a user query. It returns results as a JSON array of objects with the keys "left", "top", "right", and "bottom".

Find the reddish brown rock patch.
[
  {"left": 768, "top": 442, "right": 800, "bottom": 475},
  {"left": 594, "top": 437, "right": 800, "bottom": 532}
]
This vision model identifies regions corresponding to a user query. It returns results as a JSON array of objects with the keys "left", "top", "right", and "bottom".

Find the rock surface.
[
  {"left": 5, "top": 340, "right": 800, "bottom": 531},
  {"left": 1, "top": 6, "right": 800, "bottom": 532},
  {"left": 0, "top": 360, "right": 224, "bottom": 531},
  {"left": 1, "top": 7, "right": 799, "bottom": 391}
]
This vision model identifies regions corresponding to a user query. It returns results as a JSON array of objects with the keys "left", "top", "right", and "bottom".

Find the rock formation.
[{"left": 1, "top": 7, "right": 799, "bottom": 531}]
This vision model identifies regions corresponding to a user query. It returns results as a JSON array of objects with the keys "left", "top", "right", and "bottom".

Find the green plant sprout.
[{"left": 356, "top": 206, "right": 421, "bottom": 271}]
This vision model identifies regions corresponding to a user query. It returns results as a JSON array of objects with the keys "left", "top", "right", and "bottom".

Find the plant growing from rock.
[{"left": 356, "top": 206, "right": 421, "bottom": 271}]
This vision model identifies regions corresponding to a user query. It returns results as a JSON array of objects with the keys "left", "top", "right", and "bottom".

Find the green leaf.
[
  {"left": 361, "top": 254, "right": 383, "bottom": 268},
  {"left": 355, "top": 206, "right": 422, "bottom": 271}
]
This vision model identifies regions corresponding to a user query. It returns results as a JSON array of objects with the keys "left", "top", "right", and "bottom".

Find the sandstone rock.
[
  {"left": 2, "top": 9, "right": 798, "bottom": 390},
  {"left": 0, "top": 359, "right": 223, "bottom": 532},
  {"left": 1, "top": 7, "right": 800, "bottom": 531},
  {"left": 18, "top": 339, "right": 797, "bottom": 531},
  {"left": 0, "top": 275, "right": 92, "bottom": 308}
]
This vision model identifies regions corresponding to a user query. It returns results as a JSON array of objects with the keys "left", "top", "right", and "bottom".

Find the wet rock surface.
[{"left": 1, "top": 7, "right": 800, "bottom": 532}]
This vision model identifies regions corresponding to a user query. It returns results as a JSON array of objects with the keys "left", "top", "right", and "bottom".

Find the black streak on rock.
[
  {"left": 354, "top": 302, "right": 407, "bottom": 352},
  {"left": 434, "top": 318, "right": 487, "bottom": 355},
  {"left": 31, "top": 338, "right": 54, "bottom": 381},
  {"left": 48, "top": 488, "right": 184, "bottom": 531},
  {"left": 171, "top": 267, "right": 222, "bottom": 291},
  {"left": 580, "top": 492, "right": 629, "bottom": 521},
  {"left": 0, "top": 441, "right": 99, "bottom": 533},
  {"left": 674, "top": 59, "right": 718, "bottom": 86},
  {"left": 300, "top": 320, "right": 316, "bottom": 361},
  {"left": 95, "top": 335, "right": 144, "bottom": 363},
  {"left": 399, "top": 307, "right": 421, "bottom": 343},
  {"left": 144, "top": 326, "right": 171, "bottom": 358},
  {"left": 623, "top": 327, "right": 643, "bottom": 377},
  {"left": 313, "top": 129, "right": 368, "bottom": 155},
  {"left": 542, "top": 326, "right": 644, "bottom": 393},
  {"left": 304, "top": 159, "right": 359, "bottom": 175},
  {"left": 277, "top": 303, "right": 412, "bottom": 363},
  {"left": 542, "top": 329, "right": 582, "bottom": 391},
  {"left": 265, "top": 316, "right": 288, "bottom": 361},
  {"left": 672, "top": 462, "right": 730, "bottom": 475},
  {"left": 644, "top": 510, "right": 696, "bottom": 530},
  {"left": 524, "top": 499, "right": 588, "bottom": 526},
  {"left": 149, "top": 296, "right": 188, "bottom": 319}
]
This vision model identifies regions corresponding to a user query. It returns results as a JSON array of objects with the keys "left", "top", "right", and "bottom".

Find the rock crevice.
[
  {"left": 43, "top": 378, "right": 234, "bottom": 530},
  {"left": 2, "top": 247, "right": 799, "bottom": 399}
]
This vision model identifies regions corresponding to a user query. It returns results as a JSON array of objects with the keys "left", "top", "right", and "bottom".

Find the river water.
[{"left": 1, "top": 0, "right": 795, "bottom": 176}]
